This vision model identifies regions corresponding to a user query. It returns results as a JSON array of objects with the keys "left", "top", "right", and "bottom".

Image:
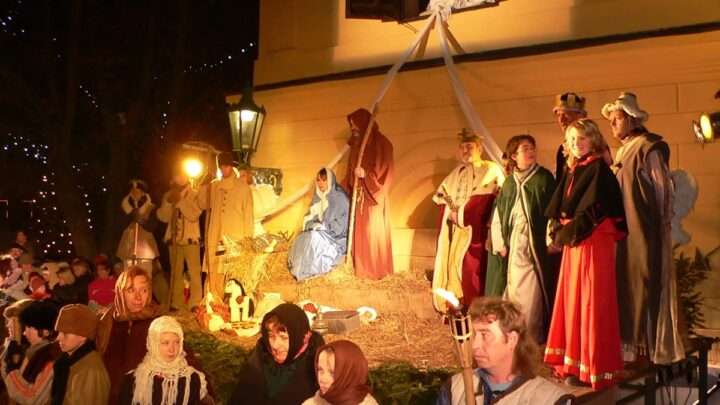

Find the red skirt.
[{"left": 544, "top": 218, "right": 623, "bottom": 390}]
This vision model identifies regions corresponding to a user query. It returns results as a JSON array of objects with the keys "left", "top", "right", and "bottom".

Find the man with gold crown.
[
  {"left": 432, "top": 129, "right": 505, "bottom": 311},
  {"left": 552, "top": 92, "right": 587, "bottom": 180}
]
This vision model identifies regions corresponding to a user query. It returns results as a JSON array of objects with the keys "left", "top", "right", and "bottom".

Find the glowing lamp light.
[
  {"left": 182, "top": 158, "right": 203, "bottom": 179},
  {"left": 693, "top": 111, "right": 720, "bottom": 144},
  {"left": 240, "top": 109, "right": 257, "bottom": 122}
]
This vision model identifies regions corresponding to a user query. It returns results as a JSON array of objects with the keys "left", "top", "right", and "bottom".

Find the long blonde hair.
[{"left": 564, "top": 118, "right": 608, "bottom": 167}]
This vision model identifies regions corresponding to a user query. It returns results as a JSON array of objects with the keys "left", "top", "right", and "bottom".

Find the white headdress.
[
  {"left": 131, "top": 316, "right": 207, "bottom": 405},
  {"left": 601, "top": 92, "right": 649, "bottom": 123}
]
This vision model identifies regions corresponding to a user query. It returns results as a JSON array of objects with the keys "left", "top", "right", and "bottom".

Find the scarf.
[
  {"left": 259, "top": 303, "right": 315, "bottom": 398},
  {"left": 51, "top": 340, "right": 96, "bottom": 405},
  {"left": 131, "top": 316, "right": 207, "bottom": 405},
  {"left": 477, "top": 369, "right": 528, "bottom": 405},
  {"left": 318, "top": 340, "right": 371, "bottom": 405}
]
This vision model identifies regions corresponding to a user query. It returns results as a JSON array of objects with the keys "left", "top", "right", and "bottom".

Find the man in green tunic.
[{"left": 486, "top": 135, "right": 557, "bottom": 342}]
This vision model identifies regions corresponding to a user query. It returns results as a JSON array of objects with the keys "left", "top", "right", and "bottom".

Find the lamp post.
[{"left": 228, "top": 84, "right": 266, "bottom": 165}]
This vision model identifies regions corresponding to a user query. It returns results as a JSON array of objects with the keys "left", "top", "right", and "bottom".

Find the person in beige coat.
[
  {"left": 157, "top": 170, "right": 203, "bottom": 311},
  {"left": 197, "top": 152, "right": 254, "bottom": 301},
  {"left": 51, "top": 304, "right": 110, "bottom": 405}
]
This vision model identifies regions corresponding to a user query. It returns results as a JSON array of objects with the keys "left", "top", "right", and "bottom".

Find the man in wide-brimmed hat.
[
  {"left": 602, "top": 92, "right": 685, "bottom": 366},
  {"left": 196, "top": 151, "right": 254, "bottom": 300}
]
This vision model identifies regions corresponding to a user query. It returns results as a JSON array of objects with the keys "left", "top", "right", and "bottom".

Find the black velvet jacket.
[{"left": 545, "top": 155, "right": 626, "bottom": 246}]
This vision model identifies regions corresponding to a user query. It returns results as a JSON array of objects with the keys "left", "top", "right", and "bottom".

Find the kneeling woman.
[
  {"left": 289, "top": 168, "right": 350, "bottom": 281},
  {"left": 303, "top": 340, "right": 378, "bottom": 405},
  {"left": 118, "top": 316, "right": 211, "bottom": 405}
]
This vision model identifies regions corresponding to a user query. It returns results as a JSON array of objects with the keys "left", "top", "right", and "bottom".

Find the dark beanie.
[{"left": 19, "top": 300, "right": 59, "bottom": 332}]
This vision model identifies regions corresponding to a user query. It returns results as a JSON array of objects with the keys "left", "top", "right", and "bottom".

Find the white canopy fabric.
[{"left": 259, "top": 6, "right": 503, "bottom": 221}]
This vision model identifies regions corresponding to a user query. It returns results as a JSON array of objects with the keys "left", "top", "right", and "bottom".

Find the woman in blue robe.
[{"left": 289, "top": 168, "right": 349, "bottom": 281}]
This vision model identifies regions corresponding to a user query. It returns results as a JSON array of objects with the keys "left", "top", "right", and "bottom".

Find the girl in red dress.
[{"left": 543, "top": 119, "right": 626, "bottom": 390}]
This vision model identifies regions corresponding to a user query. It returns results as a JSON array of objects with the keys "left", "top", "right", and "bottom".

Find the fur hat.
[
  {"left": 3, "top": 299, "right": 33, "bottom": 320},
  {"left": 553, "top": 92, "right": 586, "bottom": 114},
  {"left": 601, "top": 92, "right": 648, "bottom": 123},
  {"left": 55, "top": 304, "right": 98, "bottom": 339},
  {"left": 19, "top": 300, "right": 59, "bottom": 332},
  {"left": 217, "top": 152, "right": 238, "bottom": 167},
  {"left": 457, "top": 128, "right": 482, "bottom": 144}
]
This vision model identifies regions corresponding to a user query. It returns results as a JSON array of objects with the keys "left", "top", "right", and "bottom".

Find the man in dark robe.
[
  {"left": 342, "top": 108, "right": 395, "bottom": 280},
  {"left": 603, "top": 92, "right": 684, "bottom": 365}
]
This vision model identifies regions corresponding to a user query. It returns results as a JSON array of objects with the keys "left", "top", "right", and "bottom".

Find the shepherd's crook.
[{"left": 345, "top": 108, "right": 378, "bottom": 266}]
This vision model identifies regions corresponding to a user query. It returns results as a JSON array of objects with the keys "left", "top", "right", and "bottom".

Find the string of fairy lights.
[
  {"left": 2, "top": 4, "right": 257, "bottom": 258},
  {"left": 1, "top": 132, "right": 105, "bottom": 257},
  {"left": 0, "top": 0, "right": 26, "bottom": 37},
  {"left": 184, "top": 42, "right": 255, "bottom": 73}
]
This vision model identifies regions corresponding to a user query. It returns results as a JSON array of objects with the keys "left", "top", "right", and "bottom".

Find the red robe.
[
  {"left": 343, "top": 108, "right": 394, "bottom": 280},
  {"left": 431, "top": 161, "right": 504, "bottom": 311},
  {"left": 544, "top": 155, "right": 626, "bottom": 390}
]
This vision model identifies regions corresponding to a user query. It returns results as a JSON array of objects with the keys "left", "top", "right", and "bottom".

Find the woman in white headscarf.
[
  {"left": 289, "top": 168, "right": 350, "bottom": 281},
  {"left": 118, "top": 316, "right": 211, "bottom": 405}
]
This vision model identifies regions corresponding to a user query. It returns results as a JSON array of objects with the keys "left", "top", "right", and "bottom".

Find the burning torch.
[{"left": 434, "top": 288, "right": 476, "bottom": 405}]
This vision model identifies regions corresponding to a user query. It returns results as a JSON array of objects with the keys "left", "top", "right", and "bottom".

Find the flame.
[{"left": 433, "top": 288, "right": 460, "bottom": 309}]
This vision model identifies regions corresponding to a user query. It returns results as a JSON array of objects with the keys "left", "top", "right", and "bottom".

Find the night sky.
[{"left": 0, "top": 0, "right": 260, "bottom": 256}]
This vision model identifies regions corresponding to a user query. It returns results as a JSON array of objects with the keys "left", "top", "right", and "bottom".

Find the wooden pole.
[
  {"left": 460, "top": 341, "right": 476, "bottom": 405},
  {"left": 345, "top": 108, "right": 378, "bottom": 266}
]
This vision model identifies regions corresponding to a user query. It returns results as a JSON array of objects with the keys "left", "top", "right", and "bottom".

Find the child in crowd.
[
  {"left": 52, "top": 304, "right": 110, "bottom": 404},
  {"left": 303, "top": 340, "right": 378, "bottom": 405},
  {"left": 88, "top": 255, "right": 117, "bottom": 312},
  {"left": 27, "top": 272, "right": 52, "bottom": 300},
  {"left": 1, "top": 300, "right": 61, "bottom": 404},
  {"left": 118, "top": 316, "right": 211, "bottom": 405},
  {"left": 0, "top": 254, "right": 27, "bottom": 302},
  {"left": 50, "top": 266, "right": 83, "bottom": 306},
  {"left": 70, "top": 257, "right": 93, "bottom": 304}
]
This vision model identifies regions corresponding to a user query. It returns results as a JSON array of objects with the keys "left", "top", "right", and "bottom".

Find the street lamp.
[{"left": 228, "top": 85, "right": 266, "bottom": 165}]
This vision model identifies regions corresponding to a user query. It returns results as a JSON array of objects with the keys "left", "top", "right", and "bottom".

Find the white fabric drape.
[{"left": 259, "top": 7, "right": 503, "bottom": 221}]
